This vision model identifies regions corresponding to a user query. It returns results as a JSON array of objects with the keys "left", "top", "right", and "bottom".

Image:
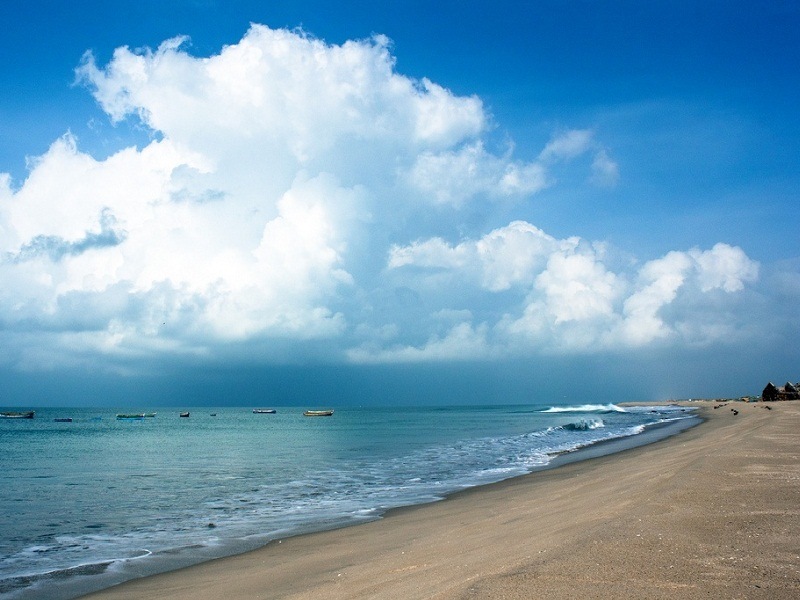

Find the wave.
[
  {"left": 562, "top": 418, "right": 605, "bottom": 431},
  {"left": 541, "top": 403, "right": 627, "bottom": 414},
  {"left": 0, "top": 560, "right": 113, "bottom": 596}
]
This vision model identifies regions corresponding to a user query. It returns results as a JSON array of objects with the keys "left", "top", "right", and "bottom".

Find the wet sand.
[{"left": 83, "top": 401, "right": 800, "bottom": 599}]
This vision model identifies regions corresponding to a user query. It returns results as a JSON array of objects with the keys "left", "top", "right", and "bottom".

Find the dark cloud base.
[{"left": 4, "top": 344, "right": 795, "bottom": 408}]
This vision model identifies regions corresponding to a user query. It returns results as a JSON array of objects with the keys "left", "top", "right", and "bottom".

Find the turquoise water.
[{"left": 0, "top": 403, "right": 698, "bottom": 599}]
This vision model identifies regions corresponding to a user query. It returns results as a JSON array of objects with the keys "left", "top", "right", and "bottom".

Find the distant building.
[{"left": 761, "top": 381, "right": 800, "bottom": 401}]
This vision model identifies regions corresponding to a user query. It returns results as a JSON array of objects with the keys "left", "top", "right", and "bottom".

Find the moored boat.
[
  {"left": 303, "top": 409, "right": 334, "bottom": 417},
  {"left": 179, "top": 412, "right": 190, "bottom": 418},
  {"left": 116, "top": 413, "right": 145, "bottom": 420},
  {"left": 253, "top": 408, "right": 277, "bottom": 414},
  {"left": 0, "top": 411, "right": 35, "bottom": 419},
  {"left": 143, "top": 413, "right": 157, "bottom": 417},
  {"left": 54, "top": 417, "right": 73, "bottom": 423}
]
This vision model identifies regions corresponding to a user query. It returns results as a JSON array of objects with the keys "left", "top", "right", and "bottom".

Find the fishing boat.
[
  {"left": 0, "top": 411, "right": 35, "bottom": 419},
  {"left": 116, "top": 413, "right": 145, "bottom": 420},
  {"left": 253, "top": 408, "right": 277, "bottom": 414},
  {"left": 303, "top": 409, "right": 334, "bottom": 417},
  {"left": 179, "top": 412, "right": 190, "bottom": 418}
]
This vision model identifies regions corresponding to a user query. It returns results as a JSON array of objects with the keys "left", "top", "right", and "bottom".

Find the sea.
[{"left": 0, "top": 403, "right": 699, "bottom": 599}]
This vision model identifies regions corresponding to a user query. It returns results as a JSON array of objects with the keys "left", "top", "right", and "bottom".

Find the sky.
[{"left": 1, "top": 1, "right": 798, "bottom": 407}]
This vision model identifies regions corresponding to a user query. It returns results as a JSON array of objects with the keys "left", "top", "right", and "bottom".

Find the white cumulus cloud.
[
  {"left": 408, "top": 143, "right": 548, "bottom": 207},
  {"left": 0, "top": 24, "right": 764, "bottom": 372}
]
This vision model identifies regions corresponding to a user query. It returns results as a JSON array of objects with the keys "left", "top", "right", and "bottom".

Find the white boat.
[
  {"left": 303, "top": 410, "right": 334, "bottom": 417},
  {"left": 0, "top": 411, "right": 35, "bottom": 419},
  {"left": 253, "top": 409, "right": 277, "bottom": 414}
]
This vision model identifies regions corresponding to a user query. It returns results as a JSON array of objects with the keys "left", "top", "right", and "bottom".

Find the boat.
[
  {"left": 0, "top": 411, "right": 35, "bottom": 419},
  {"left": 143, "top": 413, "right": 157, "bottom": 417},
  {"left": 54, "top": 417, "right": 73, "bottom": 423},
  {"left": 116, "top": 413, "right": 145, "bottom": 420},
  {"left": 303, "top": 410, "right": 334, "bottom": 417},
  {"left": 179, "top": 412, "right": 190, "bottom": 418},
  {"left": 253, "top": 408, "right": 277, "bottom": 414}
]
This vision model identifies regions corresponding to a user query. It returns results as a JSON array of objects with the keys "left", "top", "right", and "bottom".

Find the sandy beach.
[{"left": 83, "top": 401, "right": 800, "bottom": 599}]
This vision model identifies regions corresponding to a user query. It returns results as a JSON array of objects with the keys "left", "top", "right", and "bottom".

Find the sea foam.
[{"left": 541, "top": 403, "right": 627, "bottom": 413}]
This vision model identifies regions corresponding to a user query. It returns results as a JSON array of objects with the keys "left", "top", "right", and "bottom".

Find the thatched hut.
[{"left": 761, "top": 381, "right": 800, "bottom": 401}]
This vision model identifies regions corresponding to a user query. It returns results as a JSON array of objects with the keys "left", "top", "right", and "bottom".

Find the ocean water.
[{"left": 0, "top": 403, "right": 698, "bottom": 599}]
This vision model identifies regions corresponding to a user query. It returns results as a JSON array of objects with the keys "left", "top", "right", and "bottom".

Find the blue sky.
[{"left": 1, "top": 1, "right": 798, "bottom": 406}]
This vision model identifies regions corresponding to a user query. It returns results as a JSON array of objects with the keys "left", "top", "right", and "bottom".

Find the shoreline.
[
  {"left": 6, "top": 403, "right": 694, "bottom": 600},
  {"left": 79, "top": 399, "right": 800, "bottom": 599}
]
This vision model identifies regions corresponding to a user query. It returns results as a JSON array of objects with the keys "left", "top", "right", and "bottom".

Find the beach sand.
[{"left": 83, "top": 401, "right": 800, "bottom": 599}]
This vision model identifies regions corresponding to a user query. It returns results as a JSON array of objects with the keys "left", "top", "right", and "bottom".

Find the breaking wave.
[
  {"left": 562, "top": 418, "right": 605, "bottom": 431},
  {"left": 541, "top": 403, "right": 627, "bottom": 414}
]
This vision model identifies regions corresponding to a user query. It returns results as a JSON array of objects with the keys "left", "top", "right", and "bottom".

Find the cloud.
[
  {"left": 0, "top": 24, "right": 769, "bottom": 373},
  {"left": 691, "top": 243, "right": 759, "bottom": 292},
  {"left": 590, "top": 149, "right": 620, "bottom": 187},
  {"left": 618, "top": 245, "right": 760, "bottom": 346},
  {"left": 388, "top": 226, "right": 760, "bottom": 356},
  {"left": 408, "top": 143, "right": 548, "bottom": 207},
  {"left": 75, "top": 28, "right": 486, "bottom": 163},
  {"left": 537, "top": 129, "right": 619, "bottom": 189},
  {"left": 347, "top": 321, "right": 495, "bottom": 364},
  {"left": 538, "top": 129, "right": 594, "bottom": 162},
  {"left": 534, "top": 251, "right": 622, "bottom": 324},
  {"left": 7, "top": 208, "right": 125, "bottom": 264},
  {"left": 388, "top": 221, "right": 565, "bottom": 292}
]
